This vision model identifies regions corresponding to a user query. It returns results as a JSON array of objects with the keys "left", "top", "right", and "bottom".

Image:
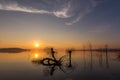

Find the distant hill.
[{"left": 0, "top": 48, "right": 30, "bottom": 53}]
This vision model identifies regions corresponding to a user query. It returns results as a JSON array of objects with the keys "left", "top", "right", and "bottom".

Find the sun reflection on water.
[
  {"left": 34, "top": 53, "right": 39, "bottom": 58},
  {"left": 29, "top": 52, "right": 42, "bottom": 61}
]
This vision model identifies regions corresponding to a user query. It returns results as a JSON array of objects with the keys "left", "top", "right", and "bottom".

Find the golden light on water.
[
  {"left": 34, "top": 53, "right": 39, "bottom": 58},
  {"left": 29, "top": 52, "right": 40, "bottom": 60}
]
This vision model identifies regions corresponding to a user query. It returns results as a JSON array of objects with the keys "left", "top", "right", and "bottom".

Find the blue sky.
[{"left": 0, "top": 0, "right": 120, "bottom": 48}]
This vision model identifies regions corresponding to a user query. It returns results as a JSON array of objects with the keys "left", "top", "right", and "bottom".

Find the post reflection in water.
[
  {"left": 99, "top": 48, "right": 103, "bottom": 67},
  {"left": 105, "top": 45, "right": 109, "bottom": 69}
]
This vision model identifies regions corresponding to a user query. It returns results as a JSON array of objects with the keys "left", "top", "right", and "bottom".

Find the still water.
[{"left": 0, "top": 50, "right": 120, "bottom": 80}]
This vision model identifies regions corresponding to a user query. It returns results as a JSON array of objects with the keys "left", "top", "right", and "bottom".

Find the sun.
[{"left": 34, "top": 43, "right": 40, "bottom": 48}]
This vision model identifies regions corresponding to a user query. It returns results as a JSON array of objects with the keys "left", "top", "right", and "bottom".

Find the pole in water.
[{"left": 105, "top": 44, "right": 109, "bottom": 68}]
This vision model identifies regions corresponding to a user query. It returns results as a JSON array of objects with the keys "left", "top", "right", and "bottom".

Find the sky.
[{"left": 0, "top": 0, "right": 120, "bottom": 49}]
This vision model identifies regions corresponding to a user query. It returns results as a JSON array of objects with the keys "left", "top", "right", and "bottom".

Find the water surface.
[{"left": 0, "top": 50, "right": 120, "bottom": 80}]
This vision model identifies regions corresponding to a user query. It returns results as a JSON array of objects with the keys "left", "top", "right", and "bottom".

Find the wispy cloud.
[
  {"left": 53, "top": 6, "right": 71, "bottom": 18},
  {"left": 66, "top": 0, "right": 106, "bottom": 25},
  {"left": 0, "top": 1, "right": 71, "bottom": 18},
  {"left": 0, "top": 0, "right": 108, "bottom": 25},
  {"left": 0, "top": 2, "right": 51, "bottom": 14}
]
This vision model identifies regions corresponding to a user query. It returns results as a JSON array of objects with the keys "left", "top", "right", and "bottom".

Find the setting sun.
[{"left": 34, "top": 43, "right": 40, "bottom": 48}]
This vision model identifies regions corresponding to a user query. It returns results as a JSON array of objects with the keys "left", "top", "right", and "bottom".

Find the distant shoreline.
[{"left": 0, "top": 48, "right": 30, "bottom": 53}]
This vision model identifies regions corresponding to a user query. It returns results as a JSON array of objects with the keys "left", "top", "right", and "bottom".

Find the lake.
[{"left": 0, "top": 50, "right": 120, "bottom": 80}]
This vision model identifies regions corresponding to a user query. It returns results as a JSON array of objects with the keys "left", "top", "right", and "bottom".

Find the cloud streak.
[
  {"left": 0, "top": 2, "right": 51, "bottom": 14},
  {"left": 0, "top": 0, "right": 108, "bottom": 25},
  {"left": 0, "top": 1, "right": 71, "bottom": 18},
  {"left": 65, "top": 0, "right": 106, "bottom": 25}
]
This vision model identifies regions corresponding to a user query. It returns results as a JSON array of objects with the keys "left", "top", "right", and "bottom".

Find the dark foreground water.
[{"left": 0, "top": 50, "right": 120, "bottom": 80}]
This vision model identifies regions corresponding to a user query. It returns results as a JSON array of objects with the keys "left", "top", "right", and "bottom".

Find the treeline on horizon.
[{"left": 0, "top": 48, "right": 30, "bottom": 53}]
